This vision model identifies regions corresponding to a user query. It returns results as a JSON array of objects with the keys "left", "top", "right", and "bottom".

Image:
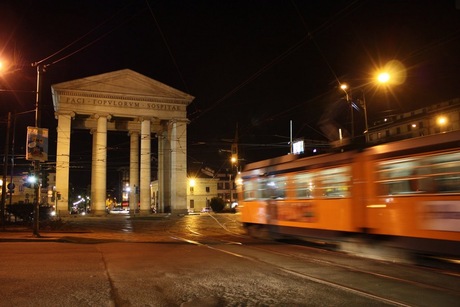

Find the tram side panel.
[
  {"left": 272, "top": 164, "right": 358, "bottom": 233},
  {"left": 363, "top": 146, "right": 460, "bottom": 255},
  {"left": 238, "top": 177, "right": 270, "bottom": 226},
  {"left": 239, "top": 157, "right": 362, "bottom": 239}
]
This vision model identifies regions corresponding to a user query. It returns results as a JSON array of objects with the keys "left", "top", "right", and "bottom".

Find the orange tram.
[{"left": 238, "top": 130, "right": 460, "bottom": 258}]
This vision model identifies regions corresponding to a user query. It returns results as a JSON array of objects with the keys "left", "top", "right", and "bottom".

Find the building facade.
[
  {"left": 368, "top": 98, "right": 460, "bottom": 143},
  {"left": 1, "top": 172, "right": 56, "bottom": 207},
  {"left": 51, "top": 69, "right": 194, "bottom": 215},
  {"left": 150, "top": 172, "right": 238, "bottom": 213}
]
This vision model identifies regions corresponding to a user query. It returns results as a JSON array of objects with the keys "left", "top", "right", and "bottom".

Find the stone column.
[
  {"left": 90, "top": 128, "right": 96, "bottom": 211},
  {"left": 55, "top": 112, "right": 74, "bottom": 216},
  {"left": 140, "top": 118, "right": 151, "bottom": 213},
  {"left": 129, "top": 129, "right": 139, "bottom": 214},
  {"left": 170, "top": 119, "right": 188, "bottom": 214},
  {"left": 158, "top": 120, "right": 171, "bottom": 213},
  {"left": 92, "top": 114, "right": 110, "bottom": 215}
]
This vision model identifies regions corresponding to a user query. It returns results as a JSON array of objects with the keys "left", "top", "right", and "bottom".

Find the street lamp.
[
  {"left": 437, "top": 115, "right": 448, "bottom": 133},
  {"left": 339, "top": 70, "right": 394, "bottom": 143},
  {"left": 337, "top": 61, "right": 406, "bottom": 144},
  {"left": 0, "top": 57, "right": 45, "bottom": 235},
  {"left": 377, "top": 72, "right": 390, "bottom": 84},
  {"left": 340, "top": 83, "right": 354, "bottom": 139}
]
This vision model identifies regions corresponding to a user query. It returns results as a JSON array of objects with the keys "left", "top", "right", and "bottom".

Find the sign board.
[
  {"left": 26, "top": 127, "right": 49, "bottom": 162},
  {"left": 293, "top": 139, "right": 304, "bottom": 155},
  {"left": 201, "top": 167, "right": 215, "bottom": 177}
]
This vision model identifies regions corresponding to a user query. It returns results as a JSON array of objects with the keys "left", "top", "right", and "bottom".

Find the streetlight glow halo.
[{"left": 376, "top": 60, "right": 407, "bottom": 86}]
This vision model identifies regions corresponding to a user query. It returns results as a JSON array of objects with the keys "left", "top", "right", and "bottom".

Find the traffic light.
[
  {"left": 23, "top": 173, "right": 38, "bottom": 188},
  {"left": 42, "top": 171, "right": 49, "bottom": 188}
]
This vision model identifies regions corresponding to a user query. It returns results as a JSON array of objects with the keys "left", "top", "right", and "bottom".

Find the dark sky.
[{"left": 1, "top": 0, "right": 460, "bottom": 191}]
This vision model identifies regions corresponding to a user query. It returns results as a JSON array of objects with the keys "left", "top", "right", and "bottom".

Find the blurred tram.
[{"left": 238, "top": 130, "right": 460, "bottom": 257}]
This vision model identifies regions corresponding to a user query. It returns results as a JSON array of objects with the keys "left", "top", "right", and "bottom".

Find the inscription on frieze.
[{"left": 64, "top": 97, "right": 181, "bottom": 111}]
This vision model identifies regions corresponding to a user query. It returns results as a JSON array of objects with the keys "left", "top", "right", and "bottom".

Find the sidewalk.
[
  {"left": 0, "top": 222, "right": 87, "bottom": 242},
  {"left": 0, "top": 213, "right": 177, "bottom": 242}
]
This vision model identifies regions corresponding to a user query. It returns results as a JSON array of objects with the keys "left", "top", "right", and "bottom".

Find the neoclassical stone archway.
[{"left": 51, "top": 69, "right": 194, "bottom": 215}]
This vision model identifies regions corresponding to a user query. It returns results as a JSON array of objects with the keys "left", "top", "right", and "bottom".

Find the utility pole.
[
  {"left": 32, "top": 64, "right": 43, "bottom": 237},
  {"left": 1, "top": 112, "right": 11, "bottom": 228}
]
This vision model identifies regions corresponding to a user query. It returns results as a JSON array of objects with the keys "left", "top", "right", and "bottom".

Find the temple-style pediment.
[
  {"left": 52, "top": 69, "right": 194, "bottom": 118},
  {"left": 53, "top": 69, "right": 193, "bottom": 101}
]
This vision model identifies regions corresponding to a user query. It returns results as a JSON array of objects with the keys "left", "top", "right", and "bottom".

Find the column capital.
[
  {"left": 168, "top": 118, "right": 190, "bottom": 125},
  {"left": 137, "top": 116, "right": 158, "bottom": 122},
  {"left": 128, "top": 129, "right": 140, "bottom": 136},
  {"left": 54, "top": 111, "right": 75, "bottom": 119},
  {"left": 92, "top": 113, "right": 112, "bottom": 121}
]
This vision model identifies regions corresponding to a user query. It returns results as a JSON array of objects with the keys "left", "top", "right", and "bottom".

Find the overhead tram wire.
[
  {"left": 191, "top": 37, "right": 308, "bottom": 123},
  {"left": 190, "top": 1, "right": 363, "bottom": 125},
  {"left": 145, "top": 0, "right": 191, "bottom": 96},
  {"left": 291, "top": 0, "right": 363, "bottom": 89},
  {"left": 44, "top": 5, "right": 146, "bottom": 67},
  {"left": 233, "top": 1, "right": 364, "bottom": 142}
]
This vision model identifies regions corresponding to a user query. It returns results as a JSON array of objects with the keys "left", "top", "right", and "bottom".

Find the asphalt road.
[{"left": 0, "top": 213, "right": 459, "bottom": 306}]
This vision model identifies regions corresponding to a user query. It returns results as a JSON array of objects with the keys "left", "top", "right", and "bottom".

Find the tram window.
[
  {"left": 294, "top": 173, "right": 314, "bottom": 198},
  {"left": 261, "top": 176, "right": 286, "bottom": 199},
  {"left": 377, "top": 159, "right": 419, "bottom": 195},
  {"left": 318, "top": 166, "right": 351, "bottom": 198},
  {"left": 243, "top": 180, "right": 257, "bottom": 200},
  {"left": 429, "top": 152, "right": 460, "bottom": 193},
  {"left": 377, "top": 151, "right": 460, "bottom": 195}
]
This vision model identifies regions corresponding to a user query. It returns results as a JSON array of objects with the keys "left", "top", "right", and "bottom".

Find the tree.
[{"left": 209, "top": 197, "right": 225, "bottom": 212}]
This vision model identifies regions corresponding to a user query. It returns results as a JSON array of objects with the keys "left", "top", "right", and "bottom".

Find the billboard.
[
  {"left": 292, "top": 139, "right": 304, "bottom": 155},
  {"left": 26, "top": 126, "right": 49, "bottom": 162}
]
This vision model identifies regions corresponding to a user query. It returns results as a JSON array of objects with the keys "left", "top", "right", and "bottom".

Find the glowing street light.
[
  {"left": 437, "top": 115, "right": 448, "bottom": 132},
  {"left": 339, "top": 83, "right": 354, "bottom": 139},
  {"left": 375, "top": 60, "right": 407, "bottom": 86},
  {"left": 339, "top": 61, "right": 405, "bottom": 143},
  {"left": 377, "top": 72, "right": 390, "bottom": 84},
  {"left": 437, "top": 116, "right": 447, "bottom": 126}
]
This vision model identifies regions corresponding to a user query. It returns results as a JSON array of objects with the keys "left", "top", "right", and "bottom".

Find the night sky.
[{"left": 1, "top": 0, "right": 460, "bottom": 192}]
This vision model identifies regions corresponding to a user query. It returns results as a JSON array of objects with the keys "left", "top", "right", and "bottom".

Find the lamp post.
[
  {"left": 31, "top": 63, "right": 44, "bottom": 237},
  {"left": 340, "top": 84, "right": 354, "bottom": 139},
  {"left": 1, "top": 113, "right": 11, "bottom": 227},
  {"left": 0, "top": 58, "right": 45, "bottom": 233},
  {"left": 0, "top": 60, "right": 10, "bottom": 227},
  {"left": 339, "top": 70, "right": 393, "bottom": 143}
]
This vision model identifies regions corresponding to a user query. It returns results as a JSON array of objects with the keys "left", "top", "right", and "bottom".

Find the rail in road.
[
  {"left": 24, "top": 213, "right": 460, "bottom": 306},
  {"left": 166, "top": 214, "right": 460, "bottom": 307}
]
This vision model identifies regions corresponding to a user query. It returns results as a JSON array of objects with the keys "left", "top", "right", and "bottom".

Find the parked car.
[{"left": 109, "top": 207, "right": 129, "bottom": 214}]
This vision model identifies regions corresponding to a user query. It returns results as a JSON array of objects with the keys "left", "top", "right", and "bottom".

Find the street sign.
[{"left": 26, "top": 126, "right": 49, "bottom": 162}]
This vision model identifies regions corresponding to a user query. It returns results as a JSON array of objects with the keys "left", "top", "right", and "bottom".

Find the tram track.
[
  {"left": 167, "top": 231, "right": 412, "bottom": 306},
  {"left": 56, "top": 214, "right": 459, "bottom": 305},
  {"left": 168, "top": 216, "right": 460, "bottom": 306}
]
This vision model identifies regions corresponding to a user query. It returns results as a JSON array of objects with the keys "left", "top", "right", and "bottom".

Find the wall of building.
[
  {"left": 151, "top": 175, "right": 237, "bottom": 213},
  {"left": 368, "top": 98, "right": 460, "bottom": 143},
  {"left": 1, "top": 173, "right": 56, "bottom": 206}
]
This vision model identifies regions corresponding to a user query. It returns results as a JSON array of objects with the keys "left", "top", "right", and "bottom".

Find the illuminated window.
[
  {"left": 376, "top": 151, "right": 460, "bottom": 195},
  {"left": 294, "top": 173, "right": 314, "bottom": 198},
  {"left": 318, "top": 166, "right": 351, "bottom": 198},
  {"left": 261, "top": 176, "right": 286, "bottom": 199}
]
